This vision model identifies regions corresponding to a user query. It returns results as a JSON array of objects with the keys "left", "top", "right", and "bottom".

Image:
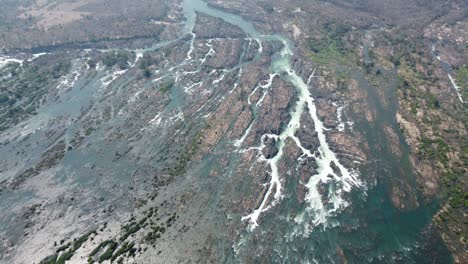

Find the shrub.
[{"left": 98, "top": 241, "right": 118, "bottom": 263}]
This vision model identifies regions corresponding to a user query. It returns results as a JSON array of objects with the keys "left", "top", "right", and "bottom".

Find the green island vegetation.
[
  {"left": 40, "top": 229, "right": 97, "bottom": 264},
  {"left": 83, "top": 207, "right": 177, "bottom": 263},
  {"left": 97, "top": 240, "right": 118, "bottom": 263},
  {"left": 168, "top": 129, "right": 201, "bottom": 177},
  {"left": 119, "top": 221, "right": 142, "bottom": 242},
  {"left": 348, "top": 29, "right": 466, "bottom": 252},
  {"left": 138, "top": 53, "right": 160, "bottom": 79},
  {"left": 159, "top": 80, "right": 175, "bottom": 93},
  {"left": 387, "top": 37, "right": 467, "bottom": 239},
  {"left": 398, "top": 62, "right": 466, "bottom": 211},
  {"left": 110, "top": 242, "right": 136, "bottom": 262},
  {"left": 102, "top": 51, "right": 131, "bottom": 70},
  {"left": 306, "top": 21, "right": 356, "bottom": 65},
  {"left": 138, "top": 53, "right": 161, "bottom": 79},
  {"left": 139, "top": 54, "right": 157, "bottom": 70},
  {"left": 0, "top": 57, "right": 71, "bottom": 131}
]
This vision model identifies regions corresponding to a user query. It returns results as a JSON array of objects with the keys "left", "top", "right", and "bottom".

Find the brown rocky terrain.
[{"left": 0, "top": 0, "right": 466, "bottom": 263}]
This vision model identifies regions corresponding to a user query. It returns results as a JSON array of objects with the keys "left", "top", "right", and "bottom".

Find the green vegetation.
[
  {"left": 55, "top": 251, "right": 74, "bottom": 264},
  {"left": 417, "top": 137, "right": 450, "bottom": 161},
  {"left": 166, "top": 213, "right": 177, "bottom": 227},
  {"left": 98, "top": 241, "right": 118, "bottom": 263},
  {"left": 102, "top": 51, "right": 130, "bottom": 70},
  {"left": 86, "top": 209, "right": 164, "bottom": 262},
  {"left": 139, "top": 54, "right": 157, "bottom": 70},
  {"left": 145, "top": 229, "right": 161, "bottom": 242},
  {"left": 73, "top": 230, "right": 97, "bottom": 250},
  {"left": 139, "top": 54, "right": 158, "bottom": 79},
  {"left": 90, "top": 240, "right": 113, "bottom": 257},
  {"left": 159, "top": 81, "right": 174, "bottom": 93},
  {"left": 237, "top": 89, "right": 247, "bottom": 101},
  {"left": 143, "top": 68, "right": 151, "bottom": 78},
  {"left": 385, "top": 32, "right": 467, "bottom": 251},
  {"left": 336, "top": 71, "right": 349, "bottom": 91},
  {"left": 396, "top": 63, "right": 444, "bottom": 113},
  {"left": 146, "top": 207, "right": 156, "bottom": 218},
  {"left": 119, "top": 222, "right": 141, "bottom": 241},
  {"left": 55, "top": 242, "right": 71, "bottom": 253},
  {"left": 169, "top": 131, "right": 201, "bottom": 177},
  {"left": 87, "top": 59, "right": 97, "bottom": 69},
  {"left": 144, "top": 223, "right": 166, "bottom": 243},
  {"left": 306, "top": 22, "right": 355, "bottom": 65},
  {"left": 455, "top": 65, "right": 468, "bottom": 98},
  {"left": 144, "top": 211, "right": 175, "bottom": 244},
  {"left": 409, "top": 77, "right": 467, "bottom": 211},
  {"left": 39, "top": 229, "right": 96, "bottom": 264},
  {"left": 110, "top": 242, "right": 136, "bottom": 261},
  {"left": 41, "top": 204, "right": 175, "bottom": 263},
  {"left": 39, "top": 254, "right": 58, "bottom": 264},
  {"left": 447, "top": 182, "right": 467, "bottom": 208},
  {"left": 0, "top": 57, "right": 71, "bottom": 131}
]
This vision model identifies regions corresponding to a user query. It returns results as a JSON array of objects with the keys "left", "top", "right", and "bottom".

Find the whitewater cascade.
[{"left": 178, "top": 0, "right": 363, "bottom": 230}]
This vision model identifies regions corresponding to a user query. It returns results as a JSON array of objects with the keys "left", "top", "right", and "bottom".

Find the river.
[{"left": 179, "top": 0, "right": 453, "bottom": 263}]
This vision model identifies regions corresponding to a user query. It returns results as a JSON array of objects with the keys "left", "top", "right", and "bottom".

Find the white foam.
[
  {"left": 149, "top": 113, "right": 162, "bottom": 126},
  {"left": 332, "top": 102, "right": 345, "bottom": 132},
  {"left": 186, "top": 33, "right": 196, "bottom": 60},
  {"left": 0, "top": 55, "right": 23, "bottom": 68},
  {"left": 241, "top": 44, "right": 361, "bottom": 231},
  {"left": 29, "top": 52, "right": 48, "bottom": 61},
  {"left": 130, "top": 50, "right": 144, "bottom": 67},
  {"left": 256, "top": 39, "right": 263, "bottom": 53},
  {"left": 234, "top": 121, "right": 253, "bottom": 148},
  {"left": 433, "top": 44, "right": 464, "bottom": 103},
  {"left": 100, "top": 69, "right": 127, "bottom": 88},
  {"left": 200, "top": 40, "right": 215, "bottom": 65},
  {"left": 213, "top": 73, "right": 226, "bottom": 84},
  {"left": 184, "top": 81, "right": 202, "bottom": 94},
  {"left": 448, "top": 74, "right": 464, "bottom": 103},
  {"left": 246, "top": 74, "right": 276, "bottom": 105}
]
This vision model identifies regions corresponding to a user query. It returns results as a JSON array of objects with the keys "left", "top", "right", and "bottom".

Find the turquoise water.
[
  {"left": 0, "top": 0, "right": 451, "bottom": 262},
  {"left": 180, "top": 0, "right": 453, "bottom": 263}
]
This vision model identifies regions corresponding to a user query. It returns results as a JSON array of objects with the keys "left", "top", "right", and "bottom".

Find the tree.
[{"left": 143, "top": 69, "right": 151, "bottom": 78}]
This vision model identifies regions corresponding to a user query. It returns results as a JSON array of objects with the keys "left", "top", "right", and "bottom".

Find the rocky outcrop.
[
  {"left": 204, "top": 39, "right": 245, "bottom": 69},
  {"left": 193, "top": 13, "right": 246, "bottom": 39}
]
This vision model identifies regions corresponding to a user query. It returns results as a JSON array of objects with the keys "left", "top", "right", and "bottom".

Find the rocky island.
[{"left": 0, "top": 0, "right": 466, "bottom": 263}]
